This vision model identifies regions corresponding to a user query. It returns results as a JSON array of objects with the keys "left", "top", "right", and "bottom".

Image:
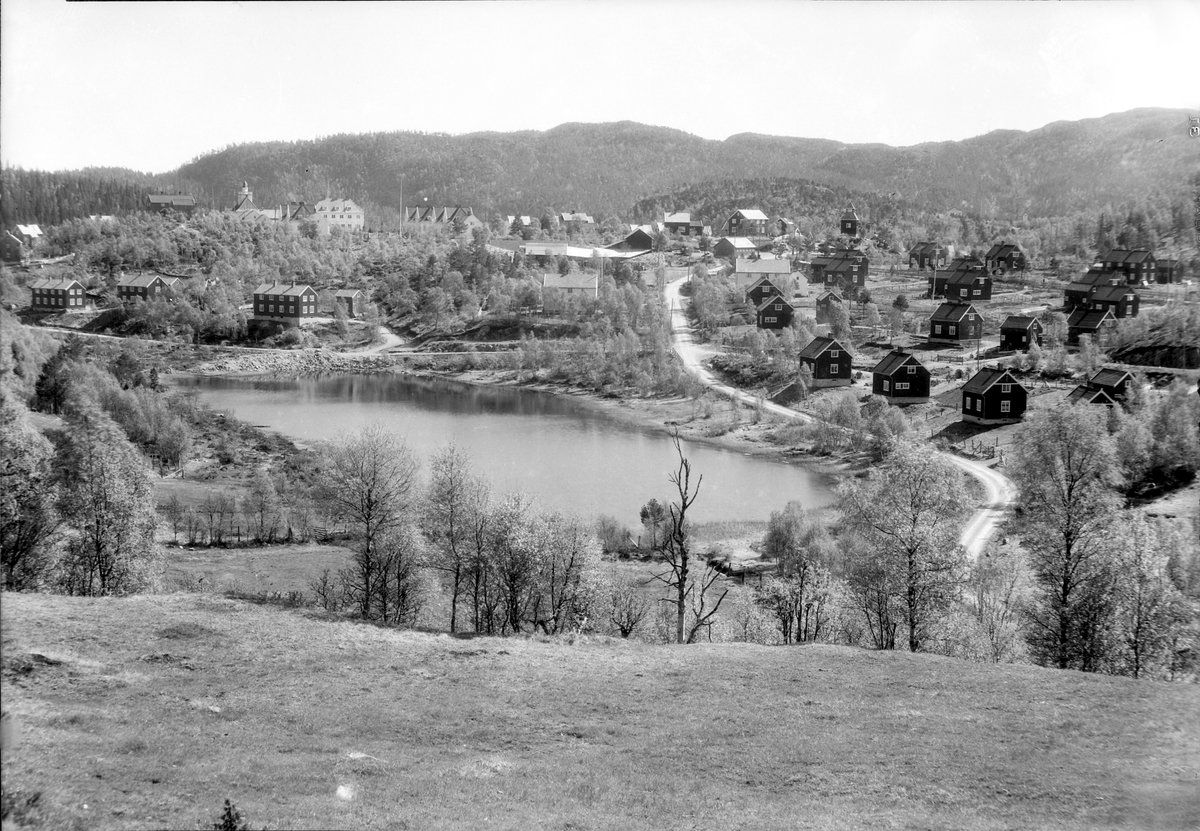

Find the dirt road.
[{"left": 663, "top": 277, "right": 1014, "bottom": 557}]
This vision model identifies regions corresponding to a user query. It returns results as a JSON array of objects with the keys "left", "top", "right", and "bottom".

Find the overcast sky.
[{"left": 2, "top": 0, "right": 1197, "bottom": 173}]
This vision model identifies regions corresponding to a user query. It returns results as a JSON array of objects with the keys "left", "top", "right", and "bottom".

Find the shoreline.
[{"left": 173, "top": 346, "right": 858, "bottom": 481}]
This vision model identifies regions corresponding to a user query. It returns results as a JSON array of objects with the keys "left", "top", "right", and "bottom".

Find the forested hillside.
[{"left": 4, "top": 109, "right": 1195, "bottom": 249}]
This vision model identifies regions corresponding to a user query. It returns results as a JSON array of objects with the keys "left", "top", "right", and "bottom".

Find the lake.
[{"left": 176, "top": 373, "right": 837, "bottom": 525}]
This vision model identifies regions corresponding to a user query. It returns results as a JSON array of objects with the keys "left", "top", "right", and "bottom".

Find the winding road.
[{"left": 663, "top": 277, "right": 1015, "bottom": 557}]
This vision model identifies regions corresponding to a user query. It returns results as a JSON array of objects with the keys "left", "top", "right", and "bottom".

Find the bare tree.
[
  {"left": 424, "top": 444, "right": 483, "bottom": 633},
  {"left": 319, "top": 424, "right": 420, "bottom": 620},
  {"left": 608, "top": 568, "right": 651, "bottom": 638},
  {"left": 652, "top": 433, "right": 728, "bottom": 644}
]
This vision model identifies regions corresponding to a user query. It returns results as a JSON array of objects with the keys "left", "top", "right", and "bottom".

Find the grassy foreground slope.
[{"left": 2, "top": 594, "right": 1198, "bottom": 831}]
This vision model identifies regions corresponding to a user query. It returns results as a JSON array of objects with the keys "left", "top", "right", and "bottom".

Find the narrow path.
[{"left": 663, "top": 277, "right": 1015, "bottom": 557}]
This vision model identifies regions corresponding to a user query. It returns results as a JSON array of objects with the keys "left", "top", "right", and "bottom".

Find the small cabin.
[
  {"left": 713, "top": 236, "right": 759, "bottom": 262},
  {"left": 945, "top": 268, "right": 992, "bottom": 302},
  {"left": 871, "top": 350, "right": 930, "bottom": 404},
  {"left": 814, "top": 289, "right": 844, "bottom": 325},
  {"left": 999, "top": 316, "right": 1043, "bottom": 351},
  {"left": 799, "top": 336, "right": 852, "bottom": 388},
  {"left": 334, "top": 289, "right": 366, "bottom": 318},
  {"left": 1156, "top": 259, "right": 1182, "bottom": 284},
  {"left": 928, "top": 302, "right": 982, "bottom": 344},
  {"left": 908, "top": 241, "right": 947, "bottom": 271},
  {"left": 1, "top": 231, "right": 25, "bottom": 263},
  {"left": 961, "top": 367, "right": 1027, "bottom": 425},
  {"left": 725, "top": 209, "right": 769, "bottom": 238}
]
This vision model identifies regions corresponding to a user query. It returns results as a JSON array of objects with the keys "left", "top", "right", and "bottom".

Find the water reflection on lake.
[{"left": 177, "top": 373, "right": 836, "bottom": 524}]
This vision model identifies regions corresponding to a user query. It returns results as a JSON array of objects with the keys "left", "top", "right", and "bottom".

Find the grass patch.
[{"left": 2, "top": 592, "right": 1198, "bottom": 830}]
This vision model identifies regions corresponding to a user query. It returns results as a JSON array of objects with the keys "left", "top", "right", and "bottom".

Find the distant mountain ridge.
[
  {"left": 4, "top": 109, "right": 1195, "bottom": 229},
  {"left": 174, "top": 108, "right": 1194, "bottom": 222}
]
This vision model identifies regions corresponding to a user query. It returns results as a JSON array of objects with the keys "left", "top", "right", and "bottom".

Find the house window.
[
  {"left": 882, "top": 379, "right": 890, "bottom": 392},
  {"left": 973, "top": 290, "right": 981, "bottom": 296},
  {"left": 830, "top": 364, "right": 838, "bottom": 374},
  {"left": 830, "top": 350, "right": 839, "bottom": 358},
  {"left": 1001, "top": 401, "right": 1011, "bottom": 413},
  {"left": 897, "top": 383, "right": 909, "bottom": 390},
  {"left": 907, "top": 365, "right": 916, "bottom": 374},
  {"left": 949, "top": 325, "right": 957, "bottom": 335},
  {"left": 934, "top": 324, "right": 942, "bottom": 334},
  {"left": 1001, "top": 384, "right": 1011, "bottom": 393}
]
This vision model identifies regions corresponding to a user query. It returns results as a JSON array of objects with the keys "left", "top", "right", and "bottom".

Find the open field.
[{"left": 3, "top": 593, "right": 1198, "bottom": 831}]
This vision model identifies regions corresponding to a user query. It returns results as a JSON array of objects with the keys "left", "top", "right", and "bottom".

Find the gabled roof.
[
  {"left": 746, "top": 275, "right": 783, "bottom": 294},
  {"left": 816, "top": 289, "right": 842, "bottom": 303},
  {"left": 146, "top": 195, "right": 195, "bottom": 208},
  {"left": 316, "top": 198, "right": 362, "bottom": 212},
  {"left": 756, "top": 296, "right": 793, "bottom": 314},
  {"left": 1067, "top": 309, "right": 1115, "bottom": 329},
  {"left": 735, "top": 258, "right": 791, "bottom": 274},
  {"left": 841, "top": 206, "right": 860, "bottom": 221},
  {"left": 560, "top": 211, "right": 594, "bottom": 223},
  {"left": 1077, "top": 267, "right": 1120, "bottom": 287},
  {"left": 872, "top": 349, "right": 926, "bottom": 377},
  {"left": 542, "top": 272, "right": 598, "bottom": 292},
  {"left": 664, "top": 212, "right": 691, "bottom": 224},
  {"left": 962, "top": 367, "right": 1022, "bottom": 395},
  {"left": 29, "top": 277, "right": 83, "bottom": 290},
  {"left": 717, "top": 236, "right": 758, "bottom": 249},
  {"left": 985, "top": 242, "right": 1023, "bottom": 259},
  {"left": 930, "top": 302, "right": 978, "bottom": 323},
  {"left": 1000, "top": 315, "right": 1040, "bottom": 331},
  {"left": 334, "top": 289, "right": 365, "bottom": 298},
  {"left": 1090, "top": 285, "right": 1136, "bottom": 303},
  {"left": 1089, "top": 368, "right": 1133, "bottom": 389},
  {"left": 16, "top": 224, "right": 43, "bottom": 237},
  {"left": 732, "top": 209, "right": 769, "bottom": 221},
  {"left": 909, "top": 241, "right": 936, "bottom": 256},
  {"left": 1066, "top": 385, "right": 1115, "bottom": 406},
  {"left": 946, "top": 267, "right": 989, "bottom": 288},
  {"left": 117, "top": 274, "right": 171, "bottom": 288},
  {"left": 253, "top": 282, "right": 315, "bottom": 297},
  {"left": 1101, "top": 248, "right": 1154, "bottom": 265},
  {"left": 799, "top": 336, "right": 848, "bottom": 360}
]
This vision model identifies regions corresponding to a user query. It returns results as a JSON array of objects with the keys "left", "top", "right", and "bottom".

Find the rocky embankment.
[{"left": 190, "top": 348, "right": 399, "bottom": 376}]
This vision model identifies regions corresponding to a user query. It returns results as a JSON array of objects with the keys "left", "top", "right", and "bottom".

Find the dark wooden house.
[
  {"left": 713, "top": 236, "right": 758, "bottom": 262},
  {"left": 945, "top": 267, "right": 992, "bottom": 302},
  {"left": 663, "top": 212, "right": 693, "bottom": 235},
  {"left": 961, "top": 367, "right": 1027, "bottom": 425},
  {"left": 756, "top": 296, "right": 794, "bottom": 330},
  {"left": 746, "top": 276, "right": 785, "bottom": 307},
  {"left": 999, "top": 315, "right": 1043, "bottom": 351},
  {"left": 1089, "top": 285, "right": 1139, "bottom": 319},
  {"left": 1099, "top": 248, "right": 1156, "bottom": 284},
  {"left": 116, "top": 274, "right": 180, "bottom": 303},
  {"left": 1, "top": 231, "right": 24, "bottom": 263},
  {"left": 1156, "top": 259, "right": 1182, "bottom": 284},
  {"left": 334, "top": 289, "right": 366, "bottom": 318},
  {"left": 984, "top": 242, "right": 1027, "bottom": 274},
  {"left": 840, "top": 206, "right": 860, "bottom": 239},
  {"left": 607, "top": 228, "right": 654, "bottom": 252},
  {"left": 29, "top": 277, "right": 88, "bottom": 312},
  {"left": 1067, "top": 309, "right": 1117, "bottom": 346},
  {"left": 725, "top": 209, "right": 769, "bottom": 238},
  {"left": 146, "top": 193, "right": 196, "bottom": 215},
  {"left": 1088, "top": 368, "right": 1134, "bottom": 401},
  {"left": 871, "top": 350, "right": 930, "bottom": 404},
  {"left": 814, "top": 289, "right": 844, "bottom": 325},
  {"left": 252, "top": 281, "right": 319, "bottom": 323},
  {"left": 908, "top": 241, "right": 948, "bottom": 270},
  {"left": 1065, "top": 267, "right": 1123, "bottom": 309},
  {"left": 928, "top": 302, "right": 982, "bottom": 344},
  {"left": 799, "top": 336, "right": 852, "bottom": 388}
]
